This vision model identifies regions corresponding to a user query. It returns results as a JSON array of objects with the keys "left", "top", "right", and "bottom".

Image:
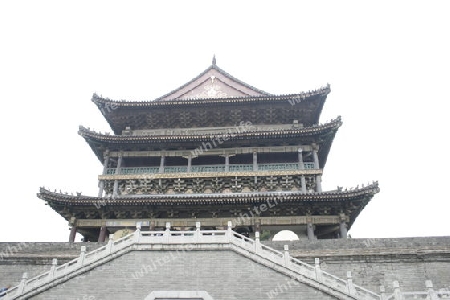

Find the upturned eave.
[
  {"left": 78, "top": 117, "right": 342, "bottom": 166},
  {"left": 37, "top": 182, "right": 379, "bottom": 229}
]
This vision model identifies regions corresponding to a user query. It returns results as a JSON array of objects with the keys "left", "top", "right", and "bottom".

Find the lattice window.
[
  {"left": 210, "top": 177, "right": 224, "bottom": 193},
  {"left": 172, "top": 178, "right": 186, "bottom": 193},
  {"left": 230, "top": 176, "right": 242, "bottom": 193},
  {"left": 305, "top": 176, "right": 316, "bottom": 192},
  {"left": 280, "top": 175, "right": 294, "bottom": 190},
  {"left": 264, "top": 176, "right": 279, "bottom": 191}
]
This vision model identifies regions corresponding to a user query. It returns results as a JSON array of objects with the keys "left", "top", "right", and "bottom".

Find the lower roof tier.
[{"left": 37, "top": 182, "right": 379, "bottom": 230}]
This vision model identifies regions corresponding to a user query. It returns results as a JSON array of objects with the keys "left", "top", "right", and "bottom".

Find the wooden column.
[
  {"left": 225, "top": 154, "right": 229, "bottom": 172},
  {"left": 98, "top": 226, "right": 107, "bottom": 242},
  {"left": 113, "top": 153, "right": 123, "bottom": 198},
  {"left": 98, "top": 151, "right": 110, "bottom": 198},
  {"left": 187, "top": 154, "right": 192, "bottom": 172},
  {"left": 339, "top": 221, "right": 348, "bottom": 238},
  {"left": 69, "top": 226, "right": 77, "bottom": 243},
  {"left": 298, "top": 147, "right": 304, "bottom": 169},
  {"left": 301, "top": 176, "right": 307, "bottom": 193},
  {"left": 159, "top": 155, "right": 165, "bottom": 173},
  {"left": 313, "top": 149, "right": 320, "bottom": 169},
  {"left": 253, "top": 151, "right": 258, "bottom": 171},
  {"left": 307, "top": 223, "right": 315, "bottom": 240},
  {"left": 316, "top": 175, "right": 322, "bottom": 192},
  {"left": 339, "top": 213, "right": 348, "bottom": 238}
]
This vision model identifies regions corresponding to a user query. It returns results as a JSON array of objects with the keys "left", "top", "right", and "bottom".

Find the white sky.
[{"left": 0, "top": 1, "right": 449, "bottom": 242}]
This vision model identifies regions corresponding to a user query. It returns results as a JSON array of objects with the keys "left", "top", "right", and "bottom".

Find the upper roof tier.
[{"left": 92, "top": 62, "right": 331, "bottom": 134}]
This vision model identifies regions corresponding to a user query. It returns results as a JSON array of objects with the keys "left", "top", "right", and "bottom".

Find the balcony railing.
[
  {"left": 304, "top": 162, "right": 315, "bottom": 169},
  {"left": 105, "top": 162, "right": 316, "bottom": 175}
]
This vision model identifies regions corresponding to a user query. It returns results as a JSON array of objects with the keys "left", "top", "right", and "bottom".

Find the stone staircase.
[{"left": 3, "top": 222, "right": 447, "bottom": 300}]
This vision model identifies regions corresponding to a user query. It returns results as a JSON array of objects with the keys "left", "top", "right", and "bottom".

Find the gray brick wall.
[
  {"left": 264, "top": 237, "right": 450, "bottom": 293},
  {"left": 2, "top": 237, "right": 450, "bottom": 298},
  {"left": 0, "top": 242, "right": 104, "bottom": 287},
  {"left": 31, "top": 250, "right": 336, "bottom": 300}
]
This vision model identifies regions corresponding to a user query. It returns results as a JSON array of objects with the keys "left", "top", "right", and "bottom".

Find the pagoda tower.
[{"left": 38, "top": 58, "right": 379, "bottom": 242}]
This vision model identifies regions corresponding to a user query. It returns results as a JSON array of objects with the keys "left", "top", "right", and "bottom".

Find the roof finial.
[{"left": 212, "top": 54, "right": 216, "bottom": 66}]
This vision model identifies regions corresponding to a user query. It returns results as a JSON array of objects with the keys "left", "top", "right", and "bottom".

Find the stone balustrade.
[{"left": 3, "top": 223, "right": 445, "bottom": 300}]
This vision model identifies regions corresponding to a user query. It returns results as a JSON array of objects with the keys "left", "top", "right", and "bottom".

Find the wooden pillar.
[
  {"left": 301, "top": 175, "right": 307, "bottom": 193},
  {"left": 339, "top": 214, "right": 348, "bottom": 238},
  {"left": 98, "top": 226, "right": 107, "bottom": 242},
  {"left": 316, "top": 175, "right": 322, "bottom": 192},
  {"left": 313, "top": 149, "right": 320, "bottom": 169},
  {"left": 307, "top": 223, "right": 315, "bottom": 240},
  {"left": 339, "top": 222, "right": 348, "bottom": 238},
  {"left": 98, "top": 151, "right": 110, "bottom": 198},
  {"left": 225, "top": 154, "right": 229, "bottom": 172},
  {"left": 298, "top": 147, "right": 304, "bottom": 169},
  {"left": 159, "top": 155, "right": 165, "bottom": 173},
  {"left": 187, "top": 154, "right": 192, "bottom": 172},
  {"left": 113, "top": 153, "right": 123, "bottom": 197},
  {"left": 253, "top": 151, "right": 258, "bottom": 171},
  {"left": 69, "top": 226, "right": 77, "bottom": 243}
]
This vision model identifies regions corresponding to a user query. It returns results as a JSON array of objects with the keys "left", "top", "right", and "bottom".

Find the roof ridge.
[
  {"left": 154, "top": 63, "right": 271, "bottom": 101},
  {"left": 92, "top": 84, "right": 330, "bottom": 104}
]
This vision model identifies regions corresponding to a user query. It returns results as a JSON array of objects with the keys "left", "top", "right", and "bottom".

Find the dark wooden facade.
[{"left": 38, "top": 60, "right": 379, "bottom": 242}]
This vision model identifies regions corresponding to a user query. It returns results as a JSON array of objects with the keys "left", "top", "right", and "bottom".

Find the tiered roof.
[
  {"left": 38, "top": 182, "right": 379, "bottom": 230},
  {"left": 92, "top": 62, "right": 330, "bottom": 134},
  {"left": 78, "top": 117, "right": 342, "bottom": 167},
  {"left": 37, "top": 59, "right": 379, "bottom": 237}
]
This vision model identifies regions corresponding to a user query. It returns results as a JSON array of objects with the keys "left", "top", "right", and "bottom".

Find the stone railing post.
[
  {"left": 314, "top": 258, "right": 323, "bottom": 282},
  {"left": 380, "top": 285, "right": 387, "bottom": 300},
  {"left": 106, "top": 234, "right": 114, "bottom": 254},
  {"left": 48, "top": 258, "right": 58, "bottom": 281},
  {"left": 393, "top": 281, "right": 403, "bottom": 300},
  {"left": 18, "top": 272, "right": 28, "bottom": 295},
  {"left": 283, "top": 245, "right": 290, "bottom": 267},
  {"left": 425, "top": 280, "right": 438, "bottom": 300},
  {"left": 195, "top": 222, "right": 201, "bottom": 243},
  {"left": 346, "top": 271, "right": 356, "bottom": 295},
  {"left": 135, "top": 222, "right": 141, "bottom": 243},
  {"left": 227, "top": 221, "right": 232, "bottom": 242},
  {"left": 165, "top": 222, "right": 171, "bottom": 243},
  {"left": 254, "top": 232, "right": 261, "bottom": 253},
  {"left": 77, "top": 246, "right": 86, "bottom": 267}
]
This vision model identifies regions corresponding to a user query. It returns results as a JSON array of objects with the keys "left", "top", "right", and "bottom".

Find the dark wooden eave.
[
  {"left": 92, "top": 86, "right": 331, "bottom": 134},
  {"left": 37, "top": 182, "right": 379, "bottom": 229},
  {"left": 78, "top": 117, "right": 342, "bottom": 168}
]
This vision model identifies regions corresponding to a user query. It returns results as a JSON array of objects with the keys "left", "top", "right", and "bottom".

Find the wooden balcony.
[{"left": 105, "top": 162, "right": 316, "bottom": 175}]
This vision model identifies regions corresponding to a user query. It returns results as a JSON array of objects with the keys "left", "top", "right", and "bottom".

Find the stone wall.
[
  {"left": 0, "top": 242, "right": 104, "bottom": 287},
  {"left": 31, "top": 250, "right": 336, "bottom": 300},
  {"left": 1, "top": 237, "right": 450, "bottom": 298},
  {"left": 265, "top": 236, "right": 450, "bottom": 293}
]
